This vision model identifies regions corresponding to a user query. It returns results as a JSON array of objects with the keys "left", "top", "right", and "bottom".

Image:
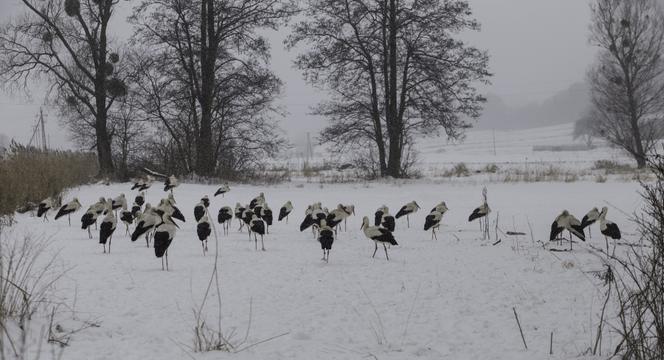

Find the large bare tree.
[
  {"left": 131, "top": 0, "right": 295, "bottom": 177},
  {"left": 288, "top": 0, "right": 490, "bottom": 177},
  {"left": 588, "top": 0, "right": 664, "bottom": 168},
  {"left": 0, "top": 0, "right": 126, "bottom": 176}
]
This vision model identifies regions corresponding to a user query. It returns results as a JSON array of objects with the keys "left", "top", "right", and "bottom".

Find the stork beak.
[{"left": 173, "top": 219, "right": 180, "bottom": 229}]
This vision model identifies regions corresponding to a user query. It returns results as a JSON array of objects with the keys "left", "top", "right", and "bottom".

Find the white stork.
[
  {"left": 37, "top": 197, "right": 54, "bottom": 221},
  {"left": 581, "top": 207, "right": 600, "bottom": 238},
  {"left": 54, "top": 198, "right": 82, "bottom": 226},
  {"left": 217, "top": 206, "right": 233, "bottom": 235},
  {"left": 424, "top": 211, "right": 444, "bottom": 240},
  {"left": 395, "top": 201, "right": 420, "bottom": 228},
  {"left": 361, "top": 216, "right": 398, "bottom": 260},
  {"left": 318, "top": 219, "right": 334, "bottom": 262},
  {"left": 380, "top": 207, "right": 396, "bottom": 232},
  {"left": 214, "top": 183, "right": 230, "bottom": 197},
  {"left": 598, "top": 207, "right": 621, "bottom": 253},
  {"left": 131, "top": 203, "right": 158, "bottom": 248},
  {"left": 153, "top": 212, "right": 178, "bottom": 271},
  {"left": 164, "top": 175, "right": 178, "bottom": 193},
  {"left": 99, "top": 203, "right": 117, "bottom": 253},
  {"left": 250, "top": 215, "right": 266, "bottom": 251},
  {"left": 278, "top": 201, "right": 293, "bottom": 223},
  {"left": 549, "top": 210, "right": 586, "bottom": 250},
  {"left": 197, "top": 215, "right": 211, "bottom": 255}
]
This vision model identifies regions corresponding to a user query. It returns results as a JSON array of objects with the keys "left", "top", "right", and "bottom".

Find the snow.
[{"left": 6, "top": 179, "right": 643, "bottom": 359}]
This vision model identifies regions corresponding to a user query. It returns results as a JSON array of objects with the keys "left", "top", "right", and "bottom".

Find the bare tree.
[
  {"left": 288, "top": 0, "right": 490, "bottom": 178},
  {"left": 588, "top": 0, "right": 664, "bottom": 168},
  {"left": 0, "top": 0, "right": 127, "bottom": 176},
  {"left": 130, "top": 0, "right": 295, "bottom": 177}
]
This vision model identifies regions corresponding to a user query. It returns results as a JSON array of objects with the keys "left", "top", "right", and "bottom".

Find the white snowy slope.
[{"left": 8, "top": 180, "right": 642, "bottom": 360}]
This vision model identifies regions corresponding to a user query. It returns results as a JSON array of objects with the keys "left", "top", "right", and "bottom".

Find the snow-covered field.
[
  {"left": 6, "top": 179, "right": 644, "bottom": 359},
  {"left": 282, "top": 123, "right": 636, "bottom": 180}
]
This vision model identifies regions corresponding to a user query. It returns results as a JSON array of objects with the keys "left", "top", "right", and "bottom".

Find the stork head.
[{"left": 361, "top": 216, "right": 370, "bottom": 229}]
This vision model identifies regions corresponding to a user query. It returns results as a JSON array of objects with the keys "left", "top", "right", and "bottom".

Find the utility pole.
[
  {"left": 40, "top": 108, "right": 47, "bottom": 151},
  {"left": 492, "top": 129, "right": 496, "bottom": 156}
]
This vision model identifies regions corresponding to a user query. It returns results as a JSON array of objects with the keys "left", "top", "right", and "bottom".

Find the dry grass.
[{"left": 0, "top": 144, "right": 98, "bottom": 216}]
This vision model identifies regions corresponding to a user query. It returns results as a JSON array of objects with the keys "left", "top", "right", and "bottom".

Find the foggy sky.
[{"left": 0, "top": 0, "right": 597, "bottom": 149}]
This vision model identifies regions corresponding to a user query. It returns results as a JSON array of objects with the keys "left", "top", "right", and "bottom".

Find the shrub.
[
  {"left": 0, "top": 143, "right": 98, "bottom": 217},
  {"left": 444, "top": 163, "right": 470, "bottom": 177}
]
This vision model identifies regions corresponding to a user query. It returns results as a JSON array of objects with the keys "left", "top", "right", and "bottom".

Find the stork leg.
[
  {"left": 103, "top": 243, "right": 106, "bottom": 253},
  {"left": 68, "top": 214, "right": 71, "bottom": 227},
  {"left": 205, "top": 240, "right": 208, "bottom": 252},
  {"left": 202, "top": 242, "right": 206, "bottom": 256},
  {"left": 125, "top": 224, "right": 129, "bottom": 236},
  {"left": 165, "top": 250, "right": 169, "bottom": 271},
  {"left": 589, "top": 226, "right": 592, "bottom": 239},
  {"left": 433, "top": 228, "right": 438, "bottom": 241},
  {"left": 95, "top": 221, "right": 98, "bottom": 230},
  {"left": 286, "top": 215, "right": 289, "bottom": 224},
  {"left": 88, "top": 227, "right": 92, "bottom": 239},
  {"left": 254, "top": 233, "right": 258, "bottom": 250},
  {"left": 109, "top": 235, "right": 112, "bottom": 254},
  {"left": 161, "top": 257, "right": 164, "bottom": 271},
  {"left": 407, "top": 215, "right": 410, "bottom": 228},
  {"left": 261, "top": 235, "right": 265, "bottom": 251},
  {"left": 605, "top": 236, "right": 609, "bottom": 254},
  {"left": 383, "top": 243, "right": 390, "bottom": 261},
  {"left": 372, "top": 242, "right": 378, "bottom": 258},
  {"left": 146, "top": 233, "right": 150, "bottom": 248}
]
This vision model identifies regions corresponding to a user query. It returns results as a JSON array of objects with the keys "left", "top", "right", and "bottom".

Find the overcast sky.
[{"left": 0, "top": 0, "right": 596, "bottom": 149}]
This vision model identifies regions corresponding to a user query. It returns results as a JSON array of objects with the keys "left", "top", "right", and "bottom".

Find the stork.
[
  {"left": 111, "top": 193, "right": 126, "bottom": 211},
  {"left": 375, "top": 205, "right": 387, "bottom": 226},
  {"left": 424, "top": 211, "right": 444, "bottom": 240},
  {"left": 380, "top": 207, "right": 396, "bottom": 232},
  {"left": 242, "top": 209, "right": 255, "bottom": 239},
  {"left": 549, "top": 210, "right": 586, "bottom": 250},
  {"left": 341, "top": 204, "right": 355, "bottom": 231},
  {"left": 54, "top": 198, "right": 82, "bottom": 226},
  {"left": 598, "top": 207, "right": 621, "bottom": 254},
  {"left": 325, "top": 206, "right": 349, "bottom": 234},
  {"left": 99, "top": 203, "right": 117, "bottom": 253},
  {"left": 119, "top": 205, "right": 134, "bottom": 236},
  {"left": 81, "top": 199, "right": 106, "bottom": 239},
  {"left": 318, "top": 219, "right": 334, "bottom": 262},
  {"left": 250, "top": 215, "right": 266, "bottom": 251},
  {"left": 130, "top": 202, "right": 141, "bottom": 217},
  {"left": 153, "top": 212, "right": 178, "bottom": 271},
  {"left": 37, "top": 197, "right": 54, "bottom": 221},
  {"left": 235, "top": 203, "right": 246, "bottom": 231},
  {"left": 131, "top": 203, "right": 157, "bottom": 248},
  {"left": 395, "top": 201, "right": 420, "bottom": 228},
  {"left": 581, "top": 207, "right": 600, "bottom": 238},
  {"left": 214, "top": 183, "right": 230, "bottom": 197},
  {"left": 135, "top": 192, "right": 145, "bottom": 207},
  {"left": 194, "top": 200, "right": 206, "bottom": 222},
  {"left": 260, "top": 205, "right": 273, "bottom": 234},
  {"left": 217, "top": 206, "right": 233, "bottom": 235},
  {"left": 278, "top": 201, "right": 293, "bottom": 223},
  {"left": 139, "top": 176, "right": 154, "bottom": 192},
  {"left": 197, "top": 215, "right": 211, "bottom": 255},
  {"left": 299, "top": 205, "right": 316, "bottom": 232},
  {"left": 163, "top": 175, "right": 178, "bottom": 193},
  {"left": 361, "top": 216, "right": 398, "bottom": 260},
  {"left": 468, "top": 201, "right": 490, "bottom": 239},
  {"left": 250, "top": 192, "right": 265, "bottom": 210}
]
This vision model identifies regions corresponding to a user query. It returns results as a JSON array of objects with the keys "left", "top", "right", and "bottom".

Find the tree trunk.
[
  {"left": 95, "top": 11, "right": 113, "bottom": 177},
  {"left": 196, "top": 0, "right": 216, "bottom": 177},
  {"left": 386, "top": 0, "right": 401, "bottom": 177}
]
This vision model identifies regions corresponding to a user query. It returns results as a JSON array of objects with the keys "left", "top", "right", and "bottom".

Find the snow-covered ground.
[{"left": 6, "top": 179, "right": 643, "bottom": 359}]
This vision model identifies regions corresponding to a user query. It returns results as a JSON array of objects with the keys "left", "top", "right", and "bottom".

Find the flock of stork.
[{"left": 32, "top": 175, "right": 623, "bottom": 270}]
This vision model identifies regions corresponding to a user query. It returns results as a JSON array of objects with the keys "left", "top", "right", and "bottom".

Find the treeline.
[
  {"left": 0, "top": 0, "right": 490, "bottom": 179},
  {"left": 0, "top": 143, "right": 98, "bottom": 217}
]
